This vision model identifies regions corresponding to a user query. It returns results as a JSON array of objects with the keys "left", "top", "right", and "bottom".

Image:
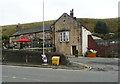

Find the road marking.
[
  {"left": 23, "top": 78, "right": 27, "bottom": 79},
  {"left": 3, "top": 75, "right": 42, "bottom": 82},
  {"left": 12, "top": 76, "right": 16, "bottom": 79},
  {"left": 22, "top": 77, "right": 42, "bottom": 82}
]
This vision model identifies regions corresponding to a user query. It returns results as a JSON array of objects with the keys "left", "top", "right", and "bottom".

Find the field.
[{"left": 1, "top": 18, "right": 118, "bottom": 36}]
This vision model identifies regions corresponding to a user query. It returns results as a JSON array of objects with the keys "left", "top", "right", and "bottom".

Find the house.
[
  {"left": 9, "top": 9, "right": 91, "bottom": 56},
  {"left": 9, "top": 25, "right": 53, "bottom": 49},
  {"left": 52, "top": 9, "right": 91, "bottom": 55}
]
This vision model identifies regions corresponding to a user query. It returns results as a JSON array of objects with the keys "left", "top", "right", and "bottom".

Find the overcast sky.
[{"left": 0, "top": 0, "right": 119, "bottom": 26}]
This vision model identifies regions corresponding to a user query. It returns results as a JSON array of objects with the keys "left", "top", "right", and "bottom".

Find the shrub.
[{"left": 75, "top": 50, "right": 78, "bottom": 57}]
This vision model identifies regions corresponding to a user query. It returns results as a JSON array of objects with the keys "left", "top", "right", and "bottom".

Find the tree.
[
  {"left": 117, "top": 25, "right": 120, "bottom": 34},
  {"left": 2, "top": 35, "right": 9, "bottom": 43},
  {"left": 115, "top": 24, "right": 120, "bottom": 40},
  {"left": 94, "top": 21, "right": 109, "bottom": 34}
]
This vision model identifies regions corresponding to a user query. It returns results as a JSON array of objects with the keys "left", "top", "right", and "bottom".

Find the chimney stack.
[{"left": 70, "top": 9, "right": 74, "bottom": 17}]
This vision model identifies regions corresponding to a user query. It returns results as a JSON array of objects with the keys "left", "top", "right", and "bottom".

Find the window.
[
  {"left": 45, "top": 33, "right": 50, "bottom": 39},
  {"left": 65, "top": 32, "right": 69, "bottom": 41},
  {"left": 59, "top": 32, "right": 63, "bottom": 42},
  {"left": 64, "top": 15, "right": 66, "bottom": 17},
  {"left": 59, "top": 31, "right": 69, "bottom": 42},
  {"left": 63, "top": 32, "right": 66, "bottom": 41},
  {"left": 63, "top": 20, "right": 66, "bottom": 24}
]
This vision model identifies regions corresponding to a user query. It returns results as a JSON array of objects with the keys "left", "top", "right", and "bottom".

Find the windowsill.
[{"left": 59, "top": 41, "right": 69, "bottom": 43}]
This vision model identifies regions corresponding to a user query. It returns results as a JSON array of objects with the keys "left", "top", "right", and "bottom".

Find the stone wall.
[
  {"left": 54, "top": 13, "right": 82, "bottom": 55},
  {"left": 2, "top": 50, "right": 69, "bottom": 65}
]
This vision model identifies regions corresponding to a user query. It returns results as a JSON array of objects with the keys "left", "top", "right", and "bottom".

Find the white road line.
[
  {"left": 23, "top": 78, "right": 27, "bottom": 79},
  {"left": 21, "top": 77, "right": 42, "bottom": 82},
  {"left": 3, "top": 75, "right": 42, "bottom": 82},
  {"left": 12, "top": 76, "right": 16, "bottom": 79}
]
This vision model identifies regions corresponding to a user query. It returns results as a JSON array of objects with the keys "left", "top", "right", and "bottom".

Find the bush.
[
  {"left": 2, "top": 50, "right": 69, "bottom": 65},
  {"left": 75, "top": 50, "right": 78, "bottom": 57},
  {"left": 94, "top": 21, "right": 109, "bottom": 34}
]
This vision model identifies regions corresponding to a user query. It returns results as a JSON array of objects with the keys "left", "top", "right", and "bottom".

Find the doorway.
[{"left": 72, "top": 46, "right": 76, "bottom": 55}]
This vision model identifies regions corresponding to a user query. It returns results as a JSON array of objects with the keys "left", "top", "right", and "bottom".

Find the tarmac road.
[
  {"left": 2, "top": 56, "right": 119, "bottom": 82},
  {"left": 68, "top": 57, "right": 119, "bottom": 72}
]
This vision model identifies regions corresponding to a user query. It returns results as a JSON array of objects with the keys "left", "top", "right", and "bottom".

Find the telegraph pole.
[
  {"left": 43, "top": 0, "right": 45, "bottom": 55},
  {"left": 41, "top": 0, "right": 48, "bottom": 65}
]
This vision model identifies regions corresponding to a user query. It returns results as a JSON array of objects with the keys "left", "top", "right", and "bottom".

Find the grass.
[
  {"left": 1, "top": 20, "right": 55, "bottom": 36},
  {"left": 1, "top": 18, "right": 118, "bottom": 36},
  {"left": 78, "top": 18, "right": 118, "bottom": 32}
]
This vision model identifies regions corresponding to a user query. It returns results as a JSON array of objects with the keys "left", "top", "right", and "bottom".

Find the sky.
[{"left": 0, "top": 0, "right": 119, "bottom": 26}]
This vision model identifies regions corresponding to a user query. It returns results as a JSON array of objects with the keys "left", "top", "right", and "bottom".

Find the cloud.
[{"left": 0, "top": 0, "right": 119, "bottom": 26}]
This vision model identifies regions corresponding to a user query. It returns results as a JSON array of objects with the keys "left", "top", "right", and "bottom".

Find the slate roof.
[{"left": 11, "top": 25, "right": 51, "bottom": 36}]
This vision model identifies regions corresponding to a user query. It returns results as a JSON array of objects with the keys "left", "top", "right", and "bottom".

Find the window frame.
[{"left": 59, "top": 31, "right": 69, "bottom": 42}]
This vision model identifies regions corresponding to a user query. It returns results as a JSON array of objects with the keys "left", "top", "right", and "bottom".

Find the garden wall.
[{"left": 2, "top": 50, "right": 69, "bottom": 65}]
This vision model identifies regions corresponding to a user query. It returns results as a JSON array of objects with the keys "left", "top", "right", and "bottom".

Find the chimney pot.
[{"left": 70, "top": 9, "right": 74, "bottom": 17}]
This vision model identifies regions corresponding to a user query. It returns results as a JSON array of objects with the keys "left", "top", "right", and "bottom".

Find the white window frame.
[
  {"left": 59, "top": 32, "right": 62, "bottom": 42},
  {"left": 59, "top": 31, "right": 69, "bottom": 42},
  {"left": 63, "top": 32, "right": 66, "bottom": 41},
  {"left": 65, "top": 32, "right": 69, "bottom": 42}
]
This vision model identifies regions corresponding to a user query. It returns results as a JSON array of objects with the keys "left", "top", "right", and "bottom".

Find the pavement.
[
  {"left": 2, "top": 61, "right": 89, "bottom": 71},
  {"left": 2, "top": 56, "right": 119, "bottom": 71}
]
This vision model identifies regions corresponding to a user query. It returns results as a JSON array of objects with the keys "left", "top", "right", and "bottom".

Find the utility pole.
[
  {"left": 43, "top": 0, "right": 45, "bottom": 55},
  {"left": 41, "top": 0, "right": 48, "bottom": 65}
]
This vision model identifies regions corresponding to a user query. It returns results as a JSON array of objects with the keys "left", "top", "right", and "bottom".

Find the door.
[{"left": 72, "top": 46, "right": 76, "bottom": 55}]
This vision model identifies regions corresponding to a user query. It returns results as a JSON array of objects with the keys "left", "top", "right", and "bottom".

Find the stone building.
[
  {"left": 10, "top": 26, "right": 53, "bottom": 49},
  {"left": 51, "top": 9, "right": 91, "bottom": 55},
  {"left": 10, "top": 9, "right": 91, "bottom": 56},
  {"left": 52, "top": 13, "right": 82, "bottom": 55}
]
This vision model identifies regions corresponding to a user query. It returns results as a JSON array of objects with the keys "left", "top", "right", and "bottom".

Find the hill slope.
[
  {"left": 1, "top": 18, "right": 118, "bottom": 36},
  {"left": 78, "top": 18, "right": 118, "bottom": 32}
]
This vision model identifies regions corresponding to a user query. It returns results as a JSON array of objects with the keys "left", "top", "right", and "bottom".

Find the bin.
[
  {"left": 52, "top": 56, "right": 60, "bottom": 65},
  {"left": 87, "top": 53, "right": 96, "bottom": 57}
]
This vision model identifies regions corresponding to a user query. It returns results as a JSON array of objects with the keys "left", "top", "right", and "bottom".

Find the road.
[
  {"left": 2, "top": 57, "right": 119, "bottom": 82},
  {"left": 69, "top": 57, "right": 119, "bottom": 72}
]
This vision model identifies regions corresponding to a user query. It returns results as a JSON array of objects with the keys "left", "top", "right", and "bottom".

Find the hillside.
[
  {"left": 78, "top": 18, "right": 118, "bottom": 32},
  {"left": 1, "top": 20, "right": 55, "bottom": 36},
  {"left": 1, "top": 18, "right": 118, "bottom": 36}
]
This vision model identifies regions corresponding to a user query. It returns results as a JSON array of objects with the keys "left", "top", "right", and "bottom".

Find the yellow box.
[
  {"left": 87, "top": 53, "right": 96, "bottom": 57},
  {"left": 52, "top": 56, "right": 60, "bottom": 65}
]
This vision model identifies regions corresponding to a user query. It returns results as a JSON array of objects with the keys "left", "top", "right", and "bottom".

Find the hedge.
[{"left": 2, "top": 50, "right": 69, "bottom": 65}]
